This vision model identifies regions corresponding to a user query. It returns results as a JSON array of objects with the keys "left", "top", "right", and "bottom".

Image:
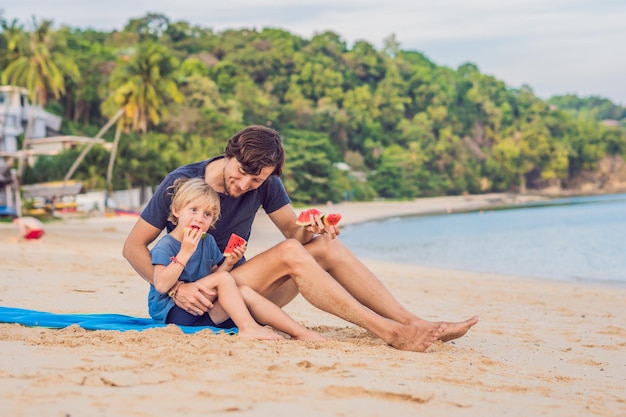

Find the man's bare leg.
[
  {"left": 303, "top": 235, "right": 479, "bottom": 342},
  {"left": 230, "top": 239, "right": 444, "bottom": 352},
  {"left": 263, "top": 278, "right": 299, "bottom": 307}
]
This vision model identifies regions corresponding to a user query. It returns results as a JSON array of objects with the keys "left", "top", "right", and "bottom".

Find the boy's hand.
[
  {"left": 180, "top": 226, "right": 203, "bottom": 259},
  {"left": 222, "top": 244, "right": 245, "bottom": 269}
]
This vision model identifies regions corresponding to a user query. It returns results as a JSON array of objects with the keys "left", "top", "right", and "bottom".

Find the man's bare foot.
[
  {"left": 292, "top": 328, "right": 328, "bottom": 342},
  {"left": 438, "top": 315, "right": 479, "bottom": 342},
  {"left": 238, "top": 325, "right": 285, "bottom": 341},
  {"left": 387, "top": 322, "right": 445, "bottom": 352}
]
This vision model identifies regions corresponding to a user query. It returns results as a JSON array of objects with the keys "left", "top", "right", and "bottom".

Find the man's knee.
[
  {"left": 277, "top": 238, "right": 310, "bottom": 259},
  {"left": 305, "top": 234, "right": 345, "bottom": 263}
]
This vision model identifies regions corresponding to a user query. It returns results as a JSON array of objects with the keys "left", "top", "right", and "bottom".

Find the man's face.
[{"left": 223, "top": 158, "right": 275, "bottom": 198}]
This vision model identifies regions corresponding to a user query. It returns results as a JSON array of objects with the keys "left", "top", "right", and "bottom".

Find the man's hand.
[
  {"left": 307, "top": 213, "right": 340, "bottom": 239},
  {"left": 173, "top": 281, "right": 217, "bottom": 316}
]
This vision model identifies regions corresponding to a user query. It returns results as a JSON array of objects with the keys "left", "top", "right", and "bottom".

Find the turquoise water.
[{"left": 340, "top": 193, "right": 626, "bottom": 287}]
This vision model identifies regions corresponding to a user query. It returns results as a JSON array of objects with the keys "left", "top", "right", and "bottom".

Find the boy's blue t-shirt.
[
  {"left": 148, "top": 234, "right": 224, "bottom": 322},
  {"left": 140, "top": 156, "right": 291, "bottom": 252}
]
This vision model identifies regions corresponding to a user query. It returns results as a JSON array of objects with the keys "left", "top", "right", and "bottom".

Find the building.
[
  {"left": 0, "top": 86, "right": 62, "bottom": 154},
  {"left": 0, "top": 86, "right": 103, "bottom": 216},
  {"left": 0, "top": 165, "right": 19, "bottom": 216},
  {"left": 0, "top": 85, "right": 60, "bottom": 216}
]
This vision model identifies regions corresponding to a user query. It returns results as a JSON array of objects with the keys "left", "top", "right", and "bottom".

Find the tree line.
[{"left": 1, "top": 12, "right": 625, "bottom": 203}]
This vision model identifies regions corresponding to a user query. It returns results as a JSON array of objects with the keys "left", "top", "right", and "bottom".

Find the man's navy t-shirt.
[{"left": 140, "top": 156, "right": 291, "bottom": 252}]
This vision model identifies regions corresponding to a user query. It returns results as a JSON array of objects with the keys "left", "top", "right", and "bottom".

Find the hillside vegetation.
[{"left": 2, "top": 13, "right": 626, "bottom": 203}]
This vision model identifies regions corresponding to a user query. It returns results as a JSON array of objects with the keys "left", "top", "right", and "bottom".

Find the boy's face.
[
  {"left": 222, "top": 158, "right": 275, "bottom": 198},
  {"left": 174, "top": 197, "right": 215, "bottom": 232}
]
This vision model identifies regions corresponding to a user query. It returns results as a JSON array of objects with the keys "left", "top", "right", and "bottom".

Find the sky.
[{"left": 4, "top": 0, "right": 626, "bottom": 105}]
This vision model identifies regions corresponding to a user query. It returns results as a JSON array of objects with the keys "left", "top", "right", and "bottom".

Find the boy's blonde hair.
[{"left": 167, "top": 178, "right": 220, "bottom": 227}]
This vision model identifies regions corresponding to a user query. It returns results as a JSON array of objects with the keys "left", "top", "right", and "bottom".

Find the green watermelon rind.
[
  {"left": 322, "top": 213, "right": 342, "bottom": 226},
  {"left": 183, "top": 226, "right": 207, "bottom": 239}
]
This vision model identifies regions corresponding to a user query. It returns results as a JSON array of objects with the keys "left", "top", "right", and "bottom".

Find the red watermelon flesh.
[
  {"left": 184, "top": 225, "right": 207, "bottom": 238},
  {"left": 296, "top": 208, "right": 322, "bottom": 226},
  {"left": 322, "top": 213, "right": 342, "bottom": 226},
  {"left": 296, "top": 208, "right": 342, "bottom": 227},
  {"left": 224, "top": 233, "right": 247, "bottom": 256}
]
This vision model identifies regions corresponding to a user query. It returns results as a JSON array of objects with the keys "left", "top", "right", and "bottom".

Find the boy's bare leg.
[
  {"left": 303, "top": 235, "right": 479, "bottom": 342},
  {"left": 238, "top": 285, "right": 326, "bottom": 342},
  {"left": 199, "top": 272, "right": 284, "bottom": 341},
  {"left": 230, "top": 240, "right": 445, "bottom": 352}
]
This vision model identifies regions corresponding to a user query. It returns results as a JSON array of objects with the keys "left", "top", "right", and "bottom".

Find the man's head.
[
  {"left": 224, "top": 125, "right": 285, "bottom": 177},
  {"left": 221, "top": 125, "right": 285, "bottom": 198}
]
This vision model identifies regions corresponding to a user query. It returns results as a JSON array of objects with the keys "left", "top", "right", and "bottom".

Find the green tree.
[
  {"left": 368, "top": 144, "right": 426, "bottom": 199},
  {"left": 62, "top": 27, "right": 115, "bottom": 124},
  {"left": 0, "top": 17, "right": 26, "bottom": 69},
  {"left": 2, "top": 18, "right": 81, "bottom": 178},
  {"left": 2, "top": 18, "right": 80, "bottom": 110},
  {"left": 102, "top": 41, "right": 183, "bottom": 190},
  {"left": 281, "top": 130, "right": 341, "bottom": 204}
]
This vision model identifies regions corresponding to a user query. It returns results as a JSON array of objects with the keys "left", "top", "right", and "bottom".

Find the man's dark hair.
[{"left": 224, "top": 125, "right": 285, "bottom": 176}]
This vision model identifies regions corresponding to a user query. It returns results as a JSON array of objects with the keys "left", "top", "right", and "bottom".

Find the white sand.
[{"left": 0, "top": 194, "right": 624, "bottom": 416}]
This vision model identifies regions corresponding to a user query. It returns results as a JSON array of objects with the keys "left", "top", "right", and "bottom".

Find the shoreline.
[
  {"left": 315, "top": 192, "right": 626, "bottom": 290},
  {"left": 312, "top": 192, "right": 548, "bottom": 226},
  {"left": 248, "top": 192, "right": 548, "bottom": 250},
  {"left": 1, "top": 196, "right": 625, "bottom": 416}
]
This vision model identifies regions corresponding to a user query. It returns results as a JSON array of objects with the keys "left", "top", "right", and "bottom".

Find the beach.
[{"left": 1, "top": 194, "right": 625, "bottom": 417}]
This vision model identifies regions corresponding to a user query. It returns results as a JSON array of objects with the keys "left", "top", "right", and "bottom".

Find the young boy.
[
  {"left": 12, "top": 216, "right": 46, "bottom": 241},
  {"left": 149, "top": 177, "right": 325, "bottom": 342}
]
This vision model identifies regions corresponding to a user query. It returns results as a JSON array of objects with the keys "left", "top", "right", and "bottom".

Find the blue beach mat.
[{"left": 0, "top": 306, "right": 237, "bottom": 335}]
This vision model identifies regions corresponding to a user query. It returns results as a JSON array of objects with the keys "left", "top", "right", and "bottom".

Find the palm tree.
[
  {"left": 102, "top": 41, "right": 182, "bottom": 191},
  {"left": 0, "top": 17, "right": 26, "bottom": 68},
  {"left": 1, "top": 17, "right": 80, "bottom": 177}
]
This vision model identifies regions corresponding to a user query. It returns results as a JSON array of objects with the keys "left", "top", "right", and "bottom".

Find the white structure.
[
  {"left": 0, "top": 86, "right": 62, "bottom": 154},
  {"left": 1, "top": 86, "right": 62, "bottom": 216},
  {"left": 0, "top": 85, "right": 103, "bottom": 216},
  {"left": 0, "top": 166, "right": 19, "bottom": 216}
]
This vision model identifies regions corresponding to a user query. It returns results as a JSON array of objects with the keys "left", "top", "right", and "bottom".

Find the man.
[{"left": 123, "top": 125, "right": 478, "bottom": 351}]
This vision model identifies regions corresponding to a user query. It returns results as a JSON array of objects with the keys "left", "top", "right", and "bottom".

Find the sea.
[{"left": 339, "top": 193, "right": 626, "bottom": 287}]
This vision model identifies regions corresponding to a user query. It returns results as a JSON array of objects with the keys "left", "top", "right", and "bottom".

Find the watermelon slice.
[
  {"left": 224, "top": 233, "right": 247, "bottom": 257},
  {"left": 321, "top": 213, "right": 342, "bottom": 227},
  {"left": 296, "top": 208, "right": 322, "bottom": 226},
  {"left": 183, "top": 225, "right": 207, "bottom": 238},
  {"left": 296, "top": 208, "right": 342, "bottom": 227}
]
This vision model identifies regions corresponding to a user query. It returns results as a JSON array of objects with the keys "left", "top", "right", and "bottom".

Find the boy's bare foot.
[
  {"left": 438, "top": 315, "right": 479, "bottom": 342},
  {"left": 387, "top": 322, "right": 445, "bottom": 352},
  {"left": 238, "top": 325, "right": 285, "bottom": 341}
]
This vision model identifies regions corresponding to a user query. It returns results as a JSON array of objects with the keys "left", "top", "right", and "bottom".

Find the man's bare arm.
[
  {"left": 268, "top": 205, "right": 311, "bottom": 242},
  {"left": 122, "top": 218, "right": 162, "bottom": 284}
]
